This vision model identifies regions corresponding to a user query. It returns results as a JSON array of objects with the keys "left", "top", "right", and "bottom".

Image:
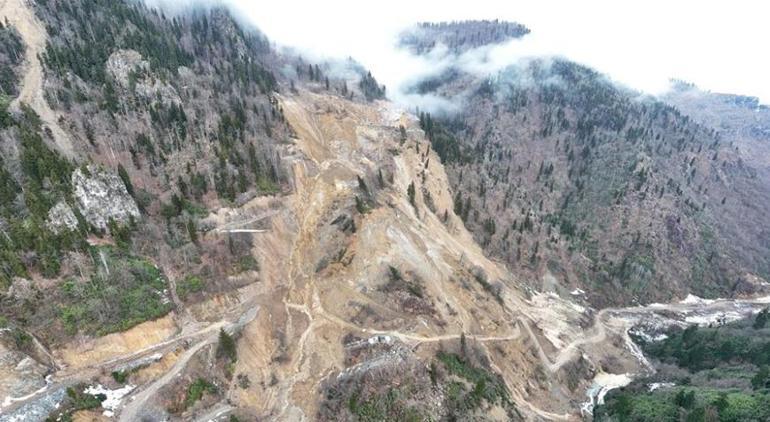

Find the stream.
[{"left": 580, "top": 294, "right": 770, "bottom": 417}]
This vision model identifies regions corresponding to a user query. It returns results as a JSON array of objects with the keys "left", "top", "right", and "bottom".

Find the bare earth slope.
[
  {"left": 0, "top": 88, "right": 708, "bottom": 421},
  {"left": 3, "top": 4, "right": 770, "bottom": 422},
  {"left": 4, "top": 82, "right": 770, "bottom": 422},
  {"left": 0, "top": 0, "right": 75, "bottom": 157}
]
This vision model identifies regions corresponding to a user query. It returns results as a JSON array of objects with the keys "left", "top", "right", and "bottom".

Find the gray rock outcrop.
[
  {"left": 45, "top": 201, "right": 78, "bottom": 234},
  {"left": 72, "top": 166, "right": 140, "bottom": 231},
  {"left": 106, "top": 49, "right": 180, "bottom": 104}
]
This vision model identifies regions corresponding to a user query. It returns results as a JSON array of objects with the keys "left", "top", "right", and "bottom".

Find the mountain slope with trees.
[{"left": 403, "top": 32, "right": 770, "bottom": 306}]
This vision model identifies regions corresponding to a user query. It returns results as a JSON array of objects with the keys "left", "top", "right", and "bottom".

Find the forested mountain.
[
  {"left": 663, "top": 80, "right": 770, "bottom": 185},
  {"left": 0, "top": 3, "right": 768, "bottom": 421},
  {"left": 399, "top": 20, "right": 530, "bottom": 55},
  {"left": 0, "top": 0, "right": 388, "bottom": 336},
  {"left": 0, "top": 0, "right": 289, "bottom": 344},
  {"left": 405, "top": 39, "right": 770, "bottom": 306},
  {"left": 0, "top": 2, "right": 545, "bottom": 420},
  {"left": 596, "top": 311, "right": 770, "bottom": 421}
]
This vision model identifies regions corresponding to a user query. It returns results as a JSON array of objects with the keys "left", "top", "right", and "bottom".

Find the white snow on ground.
[
  {"left": 628, "top": 327, "right": 668, "bottom": 343},
  {"left": 684, "top": 311, "right": 743, "bottom": 326},
  {"left": 1, "top": 375, "right": 52, "bottom": 410},
  {"left": 624, "top": 332, "right": 654, "bottom": 371},
  {"left": 580, "top": 372, "right": 633, "bottom": 416},
  {"left": 596, "top": 373, "right": 632, "bottom": 404},
  {"left": 648, "top": 382, "right": 675, "bottom": 392},
  {"left": 367, "top": 335, "right": 392, "bottom": 345},
  {"left": 83, "top": 384, "right": 135, "bottom": 417},
  {"left": 680, "top": 294, "right": 716, "bottom": 305},
  {"left": 570, "top": 288, "right": 585, "bottom": 296}
]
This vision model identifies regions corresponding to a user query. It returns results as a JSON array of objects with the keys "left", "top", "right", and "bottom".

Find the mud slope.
[
  {"left": 216, "top": 91, "right": 647, "bottom": 421},
  {"left": 0, "top": 0, "right": 75, "bottom": 157},
  {"left": 2, "top": 91, "right": 658, "bottom": 421}
]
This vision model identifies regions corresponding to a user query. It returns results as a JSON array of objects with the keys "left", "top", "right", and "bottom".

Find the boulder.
[{"left": 72, "top": 166, "right": 140, "bottom": 231}]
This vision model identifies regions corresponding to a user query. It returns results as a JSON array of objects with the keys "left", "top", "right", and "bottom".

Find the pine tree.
[
  {"left": 357, "top": 175, "right": 368, "bottom": 195},
  {"left": 407, "top": 182, "right": 416, "bottom": 207},
  {"left": 117, "top": 164, "right": 134, "bottom": 198},
  {"left": 217, "top": 328, "right": 237, "bottom": 362},
  {"left": 453, "top": 191, "right": 463, "bottom": 216},
  {"left": 754, "top": 307, "right": 769, "bottom": 329},
  {"left": 187, "top": 219, "right": 198, "bottom": 244}
]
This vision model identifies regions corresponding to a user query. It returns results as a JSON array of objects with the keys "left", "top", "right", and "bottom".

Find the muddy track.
[
  {"left": 117, "top": 338, "right": 213, "bottom": 422},
  {"left": 0, "top": 0, "right": 75, "bottom": 158}
]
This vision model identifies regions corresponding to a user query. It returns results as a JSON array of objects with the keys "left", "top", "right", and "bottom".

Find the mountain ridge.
[{"left": 0, "top": 3, "right": 768, "bottom": 421}]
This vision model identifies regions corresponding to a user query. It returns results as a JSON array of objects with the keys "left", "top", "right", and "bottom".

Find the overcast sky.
[{"left": 166, "top": 0, "right": 770, "bottom": 104}]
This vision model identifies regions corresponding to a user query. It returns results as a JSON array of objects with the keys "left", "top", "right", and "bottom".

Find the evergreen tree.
[
  {"left": 217, "top": 328, "right": 237, "bottom": 362},
  {"left": 118, "top": 164, "right": 134, "bottom": 197},
  {"left": 187, "top": 219, "right": 198, "bottom": 244},
  {"left": 755, "top": 307, "right": 769, "bottom": 329}
]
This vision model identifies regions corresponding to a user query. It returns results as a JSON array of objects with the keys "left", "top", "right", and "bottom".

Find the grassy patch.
[
  {"left": 436, "top": 352, "right": 510, "bottom": 411},
  {"left": 58, "top": 247, "right": 173, "bottom": 336},
  {"left": 596, "top": 386, "right": 770, "bottom": 421},
  {"left": 347, "top": 387, "right": 425, "bottom": 422},
  {"left": 176, "top": 275, "right": 205, "bottom": 300},
  {"left": 598, "top": 316, "right": 770, "bottom": 420},
  {"left": 184, "top": 378, "right": 218, "bottom": 410},
  {"left": 235, "top": 255, "right": 260, "bottom": 273},
  {"left": 217, "top": 328, "right": 238, "bottom": 378}
]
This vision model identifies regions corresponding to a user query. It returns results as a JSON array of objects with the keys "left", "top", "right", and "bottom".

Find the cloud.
[{"left": 142, "top": 0, "right": 770, "bottom": 106}]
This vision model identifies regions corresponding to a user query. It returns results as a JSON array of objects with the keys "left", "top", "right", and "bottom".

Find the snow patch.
[
  {"left": 1, "top": 375, "right": 52, "bottom": 410},
  {"left": 648, "top": 382, "right": 675, "bottom": 392},
  {"left": 680, "top": 294, "right": 716, "bottom": 305},
  {"left": 629, "top": 327, "right": 668, "bottom": 343},
  {"left": 83, "top": 384, "right": 135, "bottom": 417},
  {"left": 684, "top": 311, "right": 743, "bottom": 326},
  {"left": 580, "top": 372, "right": 633, "bottom": 416},
  {"left": 625, "top": 332, "right": 653, "bottom": 371},
  {"left": 367, "top": 335, "right": 392, "bottom": 345}
]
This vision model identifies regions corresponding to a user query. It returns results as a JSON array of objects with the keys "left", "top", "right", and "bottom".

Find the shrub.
[
  {"left": 176, "top": 275, "right": 205, "bottom": 300},
  {"left": 184, "top": 378, "right": 217, "bottom": 409}
]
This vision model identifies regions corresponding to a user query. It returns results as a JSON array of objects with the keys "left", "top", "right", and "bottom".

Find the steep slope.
[
  {"left": 662, "top": 80, "right": 770, "bottom": 184},
  {"left": 1, "top": 3, "right": 769, "bottom": 422},
  {"left": 0, "top": 0, "right": 653, "bottom": 412},
  {"left": 401, "top": 28, "right": 770, "bottom": 307},
  {"left": 399, "top": 20, "right": 530, "bottom": 55},
  {"left": 5, "top": 83, "right": 765, "bottom": 421},
  {"left": 0, "top": 85, "right": 657, "bottom": 422},
  {"left": 0, "top": 0, "right": 286, "bottom": 417},
  {"left": 0, "top": 0, "right": 75, "bottom": 157}
]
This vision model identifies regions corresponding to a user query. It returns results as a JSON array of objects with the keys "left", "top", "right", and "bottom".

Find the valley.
[{"left": 0, "top": 1, "right": 767, "bottom": 421}]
